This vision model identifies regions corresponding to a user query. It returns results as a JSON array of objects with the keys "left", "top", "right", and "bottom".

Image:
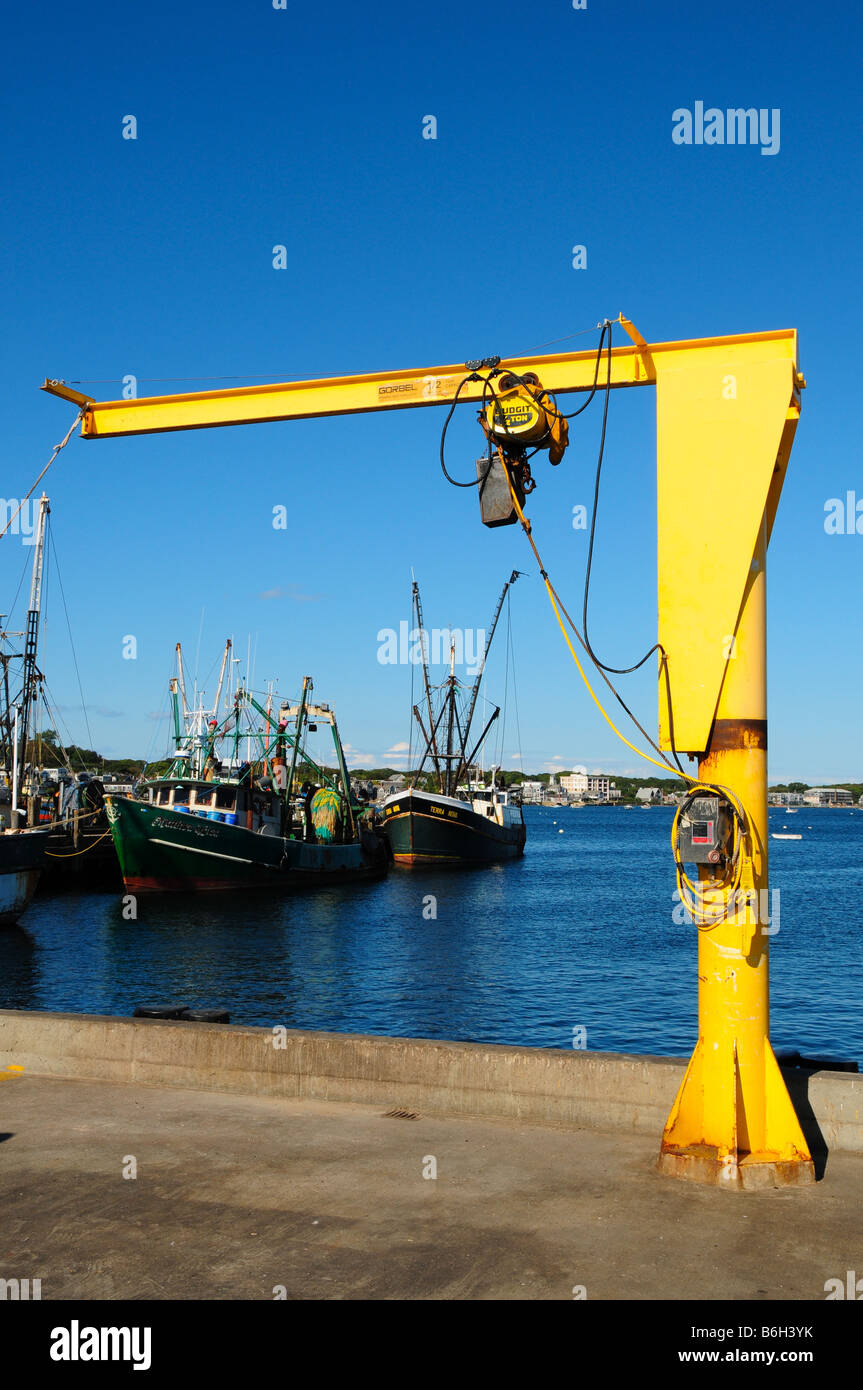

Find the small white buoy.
[{"left": 559, "top": 829, "right": 564, "bottom": 834}]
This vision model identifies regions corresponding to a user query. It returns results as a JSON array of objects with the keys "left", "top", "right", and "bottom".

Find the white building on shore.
[
  {"left": 802, "top": 787, "right": 853, "bottom": 806},
  {"left": 560, "top": 771, "right": 618, "bottom": 801}
]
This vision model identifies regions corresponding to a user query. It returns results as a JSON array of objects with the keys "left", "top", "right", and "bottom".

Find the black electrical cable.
[
  {"left": 439, "top": 322, "right": 689, "bottom": 779},
  {"left": 440, "top": 323, "right": 612, "bottom": 488},
  {"left": 579, "top": 330, "right": 676, "bottom": 668},
  {"left": 484, "top": 322, "right": 610, "bottom": 423},
  {"left": 439, "top": 373, "right": 491, "bottom": 487},
  {"left": 581, "top": 325, "right": 656, "bottom": 671},
  {"left": 575, "top": 329, "right": 688, "bottom": 775}
]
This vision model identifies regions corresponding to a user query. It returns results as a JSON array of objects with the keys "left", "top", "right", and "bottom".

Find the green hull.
[{"left": 105, "top": 796, "right": 387, "bottom": 893}]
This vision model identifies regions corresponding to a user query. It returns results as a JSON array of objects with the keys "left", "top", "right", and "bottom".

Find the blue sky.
[{"left": 1, "top": 0, "right": 860, "bottom": 782}]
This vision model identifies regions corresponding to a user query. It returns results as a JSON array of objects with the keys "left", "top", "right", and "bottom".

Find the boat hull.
[
  {"left": 383, "top": 790, "right": 526, "bottom": 866},
  {"left": 105, "top": 796, "right": 387, "bottom": 894},
  {"left": 0, "top": 829, "right": 48, "bottom": 926}
]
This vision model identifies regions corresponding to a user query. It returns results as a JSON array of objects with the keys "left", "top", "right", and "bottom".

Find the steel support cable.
[
  {"left": 49, "top": 531, "right": 95, "bottom": 754},
  {"left": 0, "top": 410, "right": 84, "bottom": 542}
]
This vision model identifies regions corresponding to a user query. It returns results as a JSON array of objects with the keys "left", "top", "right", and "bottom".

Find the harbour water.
[{"left": 1, "top": 806, "right": 860, "bottom": 1063}]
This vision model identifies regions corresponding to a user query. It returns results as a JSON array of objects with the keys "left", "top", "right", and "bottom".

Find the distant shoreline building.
[
  {"left": 801, "top": 787, "right": 853, "bottom": 807},
  {"left": 560, "top": 772, "right": 618, "bottom": 801}
]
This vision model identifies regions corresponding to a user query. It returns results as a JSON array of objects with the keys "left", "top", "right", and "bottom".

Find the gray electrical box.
[
  {"left": 477, "top": 455, "right": 524, "bottom": 528},
  {"left": 678, "top": 794, "right": 732, "bottom": 865}
]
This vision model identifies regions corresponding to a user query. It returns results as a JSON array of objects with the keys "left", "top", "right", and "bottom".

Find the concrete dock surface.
[{"left": 2, "top": 1071, "right": 861, "bottom": 1301}]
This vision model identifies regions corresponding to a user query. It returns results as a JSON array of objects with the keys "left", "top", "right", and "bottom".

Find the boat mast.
[
  {"left": 212, "top": 638, "right": 232, "bottom": 719},
  {"left": 169, "top": 678, "right": 182, "bottom": 753},
  {"left": 175, "top": 643, "right": 189, "bottom": 722},
  {"left": 0, "top": 621, "right": 17, "bottom": 769},
  {"left": 285, "top": 676, "right": 312, "bottom": 804},
  {"left": 410, "top": 691, "right": 454, "bottom": 789},
  {"left": 455, "top": 570, "right": 522, "bottom": 787},
  {"left": 443, "top": 637, "right": 457, "bottom": 796},
  {"left": 16, "top": 494, "right": 50, "bottom": 805},
  {"left": 410, "top": 578, "right": 442, "bottom": 788},
  {"left": 11, "top": 706, "right": 20, "bottom": 822},
  {"left": 329, "top": 711, "right": 355, "bottom": 839}
]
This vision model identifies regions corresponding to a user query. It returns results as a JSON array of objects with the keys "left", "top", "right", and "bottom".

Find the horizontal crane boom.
[{"left": 41, "top": 325, "right": 801, "bottom": 440}]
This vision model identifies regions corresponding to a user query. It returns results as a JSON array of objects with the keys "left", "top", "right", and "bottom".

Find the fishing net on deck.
[{"left": 310, "top": 787, "right": 342, "bottom": 842}]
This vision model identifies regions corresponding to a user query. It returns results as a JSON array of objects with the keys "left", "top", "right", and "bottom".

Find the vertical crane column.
[{"left": 654, "top": 344, "right": 814, "bottom": 1188}]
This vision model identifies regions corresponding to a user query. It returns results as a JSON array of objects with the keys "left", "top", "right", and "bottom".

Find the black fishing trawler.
[{"left": 382, "top": 573, "right": 526, "bottom": 867}]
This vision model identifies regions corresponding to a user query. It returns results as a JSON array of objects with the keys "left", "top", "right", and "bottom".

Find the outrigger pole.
[
  {"left": 212, "top": 639, "right": 232, "bottom": 720},
  {"left": 454, "top": 569, "right": 522, "bottom": 788},
  {"left": 411, "top": 578, "right": 442, "bottom": 785}
]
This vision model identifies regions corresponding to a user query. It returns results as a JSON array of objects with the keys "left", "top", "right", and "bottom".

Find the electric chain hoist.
[{"left": 470, "top": 361, "right": 570, "bottom": 528}]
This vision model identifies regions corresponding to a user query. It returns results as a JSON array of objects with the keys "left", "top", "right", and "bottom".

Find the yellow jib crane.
[{"left": 43, "top": 316, "right": 813, "bottom": 1189}]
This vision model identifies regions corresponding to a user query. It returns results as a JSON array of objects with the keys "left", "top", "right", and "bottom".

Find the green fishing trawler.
[{"left": 106, "top": 655, "right": 387, "bottom": 894}]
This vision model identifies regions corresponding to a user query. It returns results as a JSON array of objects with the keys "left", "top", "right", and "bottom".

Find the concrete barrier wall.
[{"left": 0, "top": 1009, "right": 860, "bottom": 1153}]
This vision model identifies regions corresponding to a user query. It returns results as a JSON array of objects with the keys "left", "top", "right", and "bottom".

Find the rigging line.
[
  {"left": 494, "top": 596, "right": 512, "bottom": 773},
  {"left": 49, "top": 529, "right": 95, "bottom": 754},
  {"left": 38, "top": 689, "right": 74, "bottom": 774},
  {"left": 143, "top": 685, "right": 171, "bottom": 770},
  {"left": 508, "top": 588, "right": 525, "bottom": 778},
  {"left": 68, "top": 322, "right": 624, "bottom": 386},
  {"left": 194, "top": 607, "right": 206, "bottom": 693},
  {"left": 510, "top": 319, "right": 616, "bottom": 358},
  {"left": 40, "top": 677, "right": 87, "bottom": 771},
  {"left": 3, "top": 547, "right": 33, "bottom": 632},
  {"left": 408, "top": 579, "right": 415, "bottom": 778},
  {"left": 69, "top": 372, "right": 317, "bottom": 386},
  {"left": 0, "top": 409, "right": 83, "bottom": 542}
]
